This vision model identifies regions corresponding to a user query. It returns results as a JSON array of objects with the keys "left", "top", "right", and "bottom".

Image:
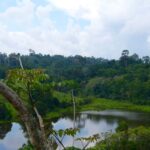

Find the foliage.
[
  {"left": 53, "top": 91, "right": 91, "bottom": 107},
  {"left": 5, "top": 69, "right": 48, "bottom": 94},
  {"left": 0, "top": 51, "right": 150, "bottom": 105},
  {"left": 116, "top": 121, "right": 128, "bottom": 132},
  {"left": 51, "top": 127, "right": 100, "bottom": 150},
  {"left": 90, "top": 126, "right": 150, "bottom": 150},
  {"left": 76, "top": 134, "right": 100, "bottom": 149},
  {"left": 81, "top": 97, "right": 150, "bottom": 113},
  {"left": 31, "top": 84, "right": 60, "bottom": 115},
  {"left": 51, "top": 128, "right": 80, "bottom": 137},
  {"left": 0, "top": 95, "right": 17, "bottom": 120},
  {"left": 5, "top": 69, "right": 61, "bottom": 116},
  {"left": 0, "top": 51, "right": 150, "bottom": 149}
]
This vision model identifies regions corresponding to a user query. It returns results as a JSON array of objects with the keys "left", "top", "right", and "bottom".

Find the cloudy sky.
[{"left": 0, "top": 0, "right": 150, "bottom": 58}]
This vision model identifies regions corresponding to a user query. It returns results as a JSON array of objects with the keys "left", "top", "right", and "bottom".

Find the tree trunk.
[{"left": 0, "top": 82, "right": 52, "bottom": 150}]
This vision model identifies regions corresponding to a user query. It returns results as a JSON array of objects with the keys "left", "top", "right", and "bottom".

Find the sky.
[{"left": 0, "top": 0, "right": 150, "bottom": 59}]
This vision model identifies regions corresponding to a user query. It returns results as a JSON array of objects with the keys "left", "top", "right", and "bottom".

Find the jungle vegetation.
[
  {"left": 0, "top": 50, "right": 150, "bottom": 149},
  {"left": 0, "top": 50, "right": 150, "bottom": 105}
]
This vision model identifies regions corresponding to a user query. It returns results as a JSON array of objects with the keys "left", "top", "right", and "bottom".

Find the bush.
[{"left": 90, "top": 126, "right": 150, "bottom": 150}]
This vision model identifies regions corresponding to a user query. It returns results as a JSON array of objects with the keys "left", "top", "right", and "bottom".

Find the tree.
[
  {"left": 0, "top": 69, "right": 52, "bottom": 150},
  {"left": 29, "top": 49, "right": 36, "bottom": 55},
  {"left": 120, "top": 50, "right": 130, "bottom": 67},
  {"left": 122, "top": 50, "right": 129, "bottom": 57},
  {"left": 130, "top": 53, "right": 139, "bottom": 61},
  {"left": 142, "top": 56, "right": 150, "bottom": 64}
]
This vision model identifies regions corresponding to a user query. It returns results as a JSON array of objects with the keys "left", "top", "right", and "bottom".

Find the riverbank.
[
  {"left": 1, "top": 91, "right": 150, "bottom": 121},
  {"left": 54, "top": 91, "right": 150, "bottom": 113},
  {"left": 45, "top": 92, "right": 150, "bottom": 120},
  {"left": 81, "top": 97, "right": 150, "bottom": 113}
]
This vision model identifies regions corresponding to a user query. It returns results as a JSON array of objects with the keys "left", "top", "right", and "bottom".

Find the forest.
[
  {"left": 0, "top": 50, "right": 150, "bottom": 150},
  {"left": 0, "top": 50, "right": 150, "bottom": 105}
]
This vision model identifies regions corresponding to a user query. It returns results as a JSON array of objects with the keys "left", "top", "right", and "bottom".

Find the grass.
[
  {"left": 53, "top": 92, "right": 150, "bottom": 113},
  {"left": 1, "top": 91, "right": 150, "bottom": 121},
  {"left": 81, "top": 97, "right": 150, "bottom": 113}
]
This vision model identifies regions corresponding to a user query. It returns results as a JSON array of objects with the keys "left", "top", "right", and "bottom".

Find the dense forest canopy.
[{"left": 0, "top": 50, "right": 150, "bottom": 105}]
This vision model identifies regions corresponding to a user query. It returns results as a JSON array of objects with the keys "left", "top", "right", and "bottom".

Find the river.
[{"left": 0, "top": 110, "right": 150, "bottom": 150}]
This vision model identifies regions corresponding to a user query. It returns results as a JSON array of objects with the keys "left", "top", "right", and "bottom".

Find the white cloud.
[
  {"left": 0, "top": 0, "right": 150, "bottom": 58},
  {"left": 0, "top": 0, "right": 35, "bottom": 29},
  {"left": 36, "top": 4, "right": 52, "bottom": 20},
  {"left": 49, "top": 0, "right": 101, "bottom": 20}
]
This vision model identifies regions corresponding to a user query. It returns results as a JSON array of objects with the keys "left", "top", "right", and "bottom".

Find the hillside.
[{"left": 0, "top": 50, "right": 150, "bottom": 105}]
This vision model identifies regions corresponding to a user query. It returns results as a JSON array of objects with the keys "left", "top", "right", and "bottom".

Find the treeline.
[{"left": 0, "top": 50, "right": 150, "bottom": 105}]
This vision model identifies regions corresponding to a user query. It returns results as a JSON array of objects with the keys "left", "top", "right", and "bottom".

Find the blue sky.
[{"left": 0, "top": 0, "right": 150, "bottom": 58}]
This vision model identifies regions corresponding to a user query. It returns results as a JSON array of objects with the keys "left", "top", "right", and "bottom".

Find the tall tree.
[{"left": 120, "top": 50, "right": 130, "bottom": 67}]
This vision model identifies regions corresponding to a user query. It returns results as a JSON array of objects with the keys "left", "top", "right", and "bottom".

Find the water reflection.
[
  {"left": 0, "top": 123, "right": 27, "bottom": 150},
  {"left": 0, "top": 110, "right": 150, "bottom": 150},
  {"left": 53, "top": 110, "right": 150, "bottom": 149},
  {"left": 53, "top": 113, "right": 118, "bottom": 149},
  {"left": 82, "top": 110, "right": 150, "bottom": 127}
]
